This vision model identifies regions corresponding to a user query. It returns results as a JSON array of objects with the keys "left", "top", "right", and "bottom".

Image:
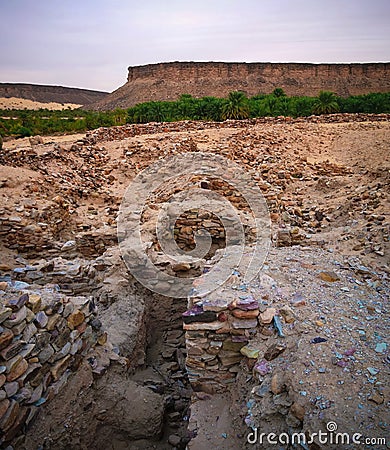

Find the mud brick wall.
[
  {"left": 183, "top": 296, "right": 263, "bottom": 393},
  {"left": 0, "top": 286, "right": 105, "bottom": 445}
]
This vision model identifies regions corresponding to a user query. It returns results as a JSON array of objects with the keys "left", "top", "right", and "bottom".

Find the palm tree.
[
  {"left": 178, "top": 94, "right": 195, "bottom": 119},
  {"left": 221, "top": 91, "right": 250, "bottom": 120},
  {"left": 265, "top": 96, "right": 277, "bottom": 116},
  {"left": 312, "top": 91, "right": 340, "bottom": 115},
  {"left": 198, "top": 97, "right": 222, "bottom": 121},
  {"left": 149, "top": 102, "right": 165, "bottom": 122},
  {"left": 272, "top": 87, "right": 286, "bottom": 98}
]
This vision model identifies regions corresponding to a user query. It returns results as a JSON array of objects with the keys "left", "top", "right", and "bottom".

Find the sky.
[{"left": 0, "top": 0, "right": 389, "bottom": 92}]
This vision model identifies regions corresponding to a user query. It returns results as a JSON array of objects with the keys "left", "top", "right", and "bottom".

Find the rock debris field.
[{"left": 0, "top": 113, "right": 388, "bottom": 449}]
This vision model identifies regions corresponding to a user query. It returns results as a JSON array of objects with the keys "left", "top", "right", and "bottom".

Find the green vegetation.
[
  {"left": 221, "top": 91, "right": 250, "bottom": 120},
  {"left": 272, "top": 87, "right": 286, "bottom": 98},
  {"left": 312, "top": 91, "right": 340, "bottom": 114},
  {"left": 0, "top": 91, "right": 389, "bottom": 138}
]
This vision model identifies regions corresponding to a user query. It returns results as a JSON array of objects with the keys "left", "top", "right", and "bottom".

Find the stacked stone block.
[
  {"left": 0, "top": 212, "right": 116, "bottom": 258},
  {"left": 183, "top": 296, "right": 261, "bottom": 393},
  {"left": 0, "top": 286, "right": 106, "bottom": 445}
]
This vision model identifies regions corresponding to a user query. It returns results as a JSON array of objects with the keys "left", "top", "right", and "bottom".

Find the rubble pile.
[{"left": 0, "top": 141, "right": 118, "bottom": 203}]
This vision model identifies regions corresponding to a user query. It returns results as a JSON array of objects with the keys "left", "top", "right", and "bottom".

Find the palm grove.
[{"left": 0, "top": 90, "right": 389, "bottom": 139}]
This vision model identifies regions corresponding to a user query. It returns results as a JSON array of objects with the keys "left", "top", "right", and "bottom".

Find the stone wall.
[
  {"left": 0, "top": 213, "right": 116, "bottom": 259},
  {"left": 183, "top": 290, "right": 292, "bottom": 394},
  {"left": 0, "top": 284, "right": 106, "bottom": 445},
  {"left": 86, "top": 113, "right": 390, "bottom": 143},
  {"left": 89, "top": 62, "right": 390, "bottom": 109},
  {"left": 183, "top": 296, "right": 258, "bottom": 393}
]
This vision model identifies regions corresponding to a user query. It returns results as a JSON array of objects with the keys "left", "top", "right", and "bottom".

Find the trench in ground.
[{"left": 128, "top": 293, "right": 194, "bottom": 449}]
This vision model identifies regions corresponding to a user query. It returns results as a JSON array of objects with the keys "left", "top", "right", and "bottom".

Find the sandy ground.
[{"left": 0, "top": 97, "right": 81, "bottom": 110}]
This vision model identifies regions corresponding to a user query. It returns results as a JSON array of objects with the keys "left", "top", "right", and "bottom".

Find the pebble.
[
  {"left": 310, "top": 337, "right": 327, "bottom": 344},
  {"left": 375, "top": 342, "right": 387, "bottom": 353},
  {"left": 279, "top": 305, "right": 295, "bottom": 323},
  {"left": 0, "top": 308, "right": 13, "bottom": 324},
  {"left": 368, "top": 392, "right": 384, "bottom": 405},
  {"left": 168, "top": 434, "right": 181, "bottom": 446},
  {"left": 61, "top": 240, "right": 76, "bottom": 251},
  {"left": 259, "top": 307, "right": 277, "bottom": 324},
  {"left": 67, "top": 310, "right": 85, "bottom": 329},
  {"left": 264, "top": 343, "right": 286, "bottom": 361},
  {"left": 4, "top": 307, "right": 27, "bottom": 327},
  {"left": 6, "top": 294, "right": 29, "bottom": 311},
  {"left": 6, "top": 358, "right": 28, "bottom": 382},
  {"left": 254, "top": 360, "right": 270, "bottom": 376},
  {"left": 4, "top": 382, "right": 18, "bottom": 397},
  {"left": 271, "top": 372, "right": 285, "bottom": 394},
  {"left": 290, "top": 402, "right": 305, "bottom": 421},
  {"left": 367, "top": 367, "right": 379, "bottom": 376},
  {"left": 240, "top": 346, "right": 260, "bottom": 359},
  {"left": 0, "top": 330, "right": 14, "bottom": 351},
  {"left": 318, "top": 271, "right": 340, "bottom": 282}
]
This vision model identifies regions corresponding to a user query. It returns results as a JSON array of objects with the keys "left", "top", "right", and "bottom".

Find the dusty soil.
[{"left": 0, "top": 115, "right": 388, "bottom": 449}]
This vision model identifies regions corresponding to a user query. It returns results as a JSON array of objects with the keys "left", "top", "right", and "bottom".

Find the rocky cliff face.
[
  {"left": 88, "top": 61, "right": 390, "bottom": 110},
  {"left": 0, "top": 83, "right": 108, "bottom": 106}
]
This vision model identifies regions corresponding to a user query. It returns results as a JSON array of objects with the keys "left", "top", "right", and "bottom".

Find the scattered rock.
[
  {"left": 168, "top": 434, "right": 181, "bottom": 446},
  {"left": 259, "top": 308, "right": 277, "bottom": 324},
  {"left": 271, "top": 371, "right": 286, "bottom": 394},
  {"left": 318, "top": 271, "right": 340, "bottom": 282},
  {"left": 279, "top": 305, "right": 295, "bottom": 323},
  {"left": 264, "top": 343, "right": 286, "bottom": 361}
]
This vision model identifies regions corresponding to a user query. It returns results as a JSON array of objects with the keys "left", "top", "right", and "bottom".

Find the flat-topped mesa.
[
  {"left": 0, "top": 83, "right": 108, "bottom": 105},
  {"left": 89, "top": 61, "right": 390, "bottom": 110}
]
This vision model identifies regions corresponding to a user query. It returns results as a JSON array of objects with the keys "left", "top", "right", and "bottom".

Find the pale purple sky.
[{"left": 1, "top": 0, "right": 389, "bottom": 92}]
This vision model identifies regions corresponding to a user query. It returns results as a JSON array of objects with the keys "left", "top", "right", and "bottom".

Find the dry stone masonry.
[
  {"left": 184, "top": 294, "right": 261, "bottom": 393},
  {"left": 0, "top": 283, "right": 108, "bottom": 445}
]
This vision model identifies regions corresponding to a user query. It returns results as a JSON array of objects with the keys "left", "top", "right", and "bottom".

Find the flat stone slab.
[{"left": 183, "top": 321, "right": 225, "bottom": 331}]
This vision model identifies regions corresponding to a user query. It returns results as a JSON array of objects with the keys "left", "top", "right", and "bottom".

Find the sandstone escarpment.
[
  {"left": 88, "top": 61, "right": 390, "bottom": 110},
  {"left": 0, "top": 83, "right": 108, "bottom": 106}
]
